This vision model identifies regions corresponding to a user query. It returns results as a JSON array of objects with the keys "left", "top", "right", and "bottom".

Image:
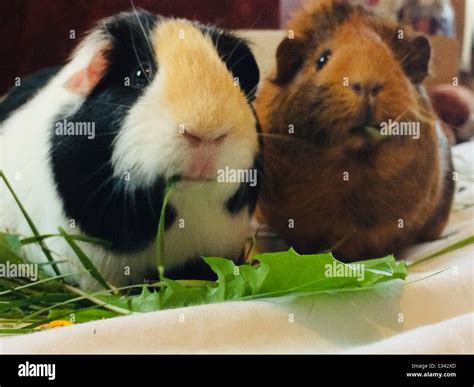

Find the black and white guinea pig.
[{"left": 0, "top": 10, "right": 262, "bottom": 289}]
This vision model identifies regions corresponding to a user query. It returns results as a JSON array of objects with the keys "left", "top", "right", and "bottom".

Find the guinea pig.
[
  {"left": 256, "top": 0, "right": 455, "bottom": 261},
  {"left": 0, "top": 10, "right": 262, "bottom": 289}
]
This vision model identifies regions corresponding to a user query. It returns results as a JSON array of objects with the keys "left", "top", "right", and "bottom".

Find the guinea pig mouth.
[
  {"left": 350, "top": 124, "right": 382, "bottom": 137},
  {"left": 167, "top": 175, "right": 215, "bottom": 184},
  {"left": 181, "top": 176, "right": 215, "bottom": 182}
]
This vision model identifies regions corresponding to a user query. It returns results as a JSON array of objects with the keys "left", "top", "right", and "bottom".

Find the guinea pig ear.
[
  {"left": 399, "top": 35, "right": 431, "bottom": 84},
  {"left": 63, "top": 48, "right": 109, "bottom": 95},
  {"left": 273, "top": 37, "right": 306, "bottom": 85}
]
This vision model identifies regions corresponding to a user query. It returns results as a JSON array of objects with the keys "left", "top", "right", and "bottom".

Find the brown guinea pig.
[{"left": 256, "top": 0, "right": 455, "bottom": 261}]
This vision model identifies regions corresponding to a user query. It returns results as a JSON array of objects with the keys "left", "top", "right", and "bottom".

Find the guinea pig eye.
[
  {"left": 316, "top": 49, "right": 331, "bottom": 71},
  {"left": 131, "top": 61, "right": 153, "bottom": 89}
]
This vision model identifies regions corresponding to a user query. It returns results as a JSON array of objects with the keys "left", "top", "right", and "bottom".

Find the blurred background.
[
  {"left": 0, "top": 0, "right": 472, "bottom": 93},
  {"left": 0, "top": 0, "right": 278, "bottom": 94},
  {"left": 1, "top": 0, "right": 473, "bottom": 142}
]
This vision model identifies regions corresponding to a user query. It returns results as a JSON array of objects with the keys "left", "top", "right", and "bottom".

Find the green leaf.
[
  {"left": 1, "top": 233, "right": 22, "bottom": 254},
  {"left": 203, "top": 257, "right": 246, "bottom": 301},
  {"left": 160, "top": 280, "right": 209, "bottom": 309},
  {"left": 127, "top": 287, "right": 160, "bottom": 312},
  {"left": 0, "top": 233, "right": 23, "bottom": 264},
  {"left": 255, "top": 249, "right": 357, "bottom": 295},
  {"left": 238, "top": 263, "right": 269, "bottom": 295},
  {"left": 353, "top": 255, "right": 407, "bottom": 286},
  {"left": 92, "top": 291, "right": 158, "bottom": 314}
]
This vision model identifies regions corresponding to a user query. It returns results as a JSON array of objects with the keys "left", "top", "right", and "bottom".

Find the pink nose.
[{"left": 182, "top": 130, "right": 227, "bottom": 146}]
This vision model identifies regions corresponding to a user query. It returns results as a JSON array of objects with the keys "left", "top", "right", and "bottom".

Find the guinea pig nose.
[
  {"left": 182, "top": 130, "right": 227, "bottom": 146},
  {"left": 351, "top": 83, "right": 363, "bottom": 94},
  {"left": 214, "top": 133, "right": 228, "bottom": 144},
  {"left": 182, "top": 130, "right": 203, "bottom": 146},
  {"left": 351, "top": 82, "right": 384, "bottom": 97},
  {"left": 370, "top": 83, "right": 384, "bottom": 96}
]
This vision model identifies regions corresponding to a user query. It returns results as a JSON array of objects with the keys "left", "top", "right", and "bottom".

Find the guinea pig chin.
[{"left": 183, "top": 154, "right": 216, "bottom": 180}]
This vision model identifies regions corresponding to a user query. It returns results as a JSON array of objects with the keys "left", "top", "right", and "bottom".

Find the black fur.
[
  {"left": 227, "top": 117, "right": 264, "bottom": 215},
  {"left": 50, "top": 11, "right": 167, "bottom": 253},
  {"left": 201, "top": 25, "right": 260, "bottom": 101},
  {"left": 0, "top": 67, "right": 60, "bottom": 123},
  {"left": 198, "top": 27, "right": 263, "bottom": 214},
  {"left": 165, "top": 258, "right": 218, "bottom": 281}
]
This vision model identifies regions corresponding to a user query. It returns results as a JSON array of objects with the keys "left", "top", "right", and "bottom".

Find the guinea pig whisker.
[
  {"left": 210, "top": 14, "right": 263, "bottom": 96},
  {"left": 91, "top": 131, "right": 121, "bottom": 137},
  {"left": 130, "top": 185, "right": 139, "bottom": 228},
  {"left": 146, "top": 186, "right": 158, "bottom": 222},
  {"left": 225, "top": 35, "right": 248, "bottom": 64},
  {"left": 393, "top": 107, "right": 411, "bottom": 122},
  {"left": 246, "top": 84, "right": 260, "bottom": 101},
  {"left": 409, "top": 105, "right": 435, "bottom": 124},
  {"left": 91, "top": 101, "right": 134, "bottom": 109},
  {"left": 229, "top": 53, "right": 252, "bottom": 71},
  {"left": 232, "top": 10, "right": 265, "bottom": 35},
  {"left": 257, "top": 132, "right": 299, "bottom": 141},
  {"left": 130, "top": 0, "right": 155, "bottom": 60},
  {"left": 82, "top": 174, "right": 117, "bottom": 209},
  {"left": 392, "top": 105, "right": 432, "bottom": 127},
  {"left": 212, "top": 27, "right": 222, "bottom": 53},
  {"left": 397, "top": 49, "right": 429, "bottom": 71},
  {"left": 94, "top": 181, "right": 123, "bottom": 233},
  {"left": 80, "top": 160, "right": 113, "bottom": 185},
  {"left": 257, "top": 132, "right": 323, "bottom": 150},
  {"left": 327, "top": 228, "right": 358, "bottom": 252},
  {"left": 253, "top": 155, "right": 279, "bottom": 194},
  {"left": 260, "top": 150, "right": 299, "bottom": 172},
  {"left": 121, "top": 183, "right": 130, "bottom": 240}
]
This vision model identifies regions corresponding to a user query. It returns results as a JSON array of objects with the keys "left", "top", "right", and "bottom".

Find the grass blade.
[
  {"left": 58, "top": 227, "right": 111, "bottom": 290},
  {"left": 0, "top": 271, "right": 85, "bottom": 296},
  {"left": 408, "top": 234, "right": 474, "bottom": 267},
  {"left": 21, "top": 233, "right": 112, "bottom": 248},
  {"left": 20, "top": 285, "right": 135, "bottom": 324},
  {"left": 64, "top": 285, "right": 132, "bottom": 315},
  {"left": 0, "top": 328, "right": 36, "bottom": 334},
  {"left": 0, "top": 171, "right": 61, "bottom": 276},
  {"left": 156, "top": 179, "right": 178, "bottom": 279}
]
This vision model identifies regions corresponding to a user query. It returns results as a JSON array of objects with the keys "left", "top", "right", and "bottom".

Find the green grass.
[{"left": 0, "top": 169, "right": 471, "bottom": 335}]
